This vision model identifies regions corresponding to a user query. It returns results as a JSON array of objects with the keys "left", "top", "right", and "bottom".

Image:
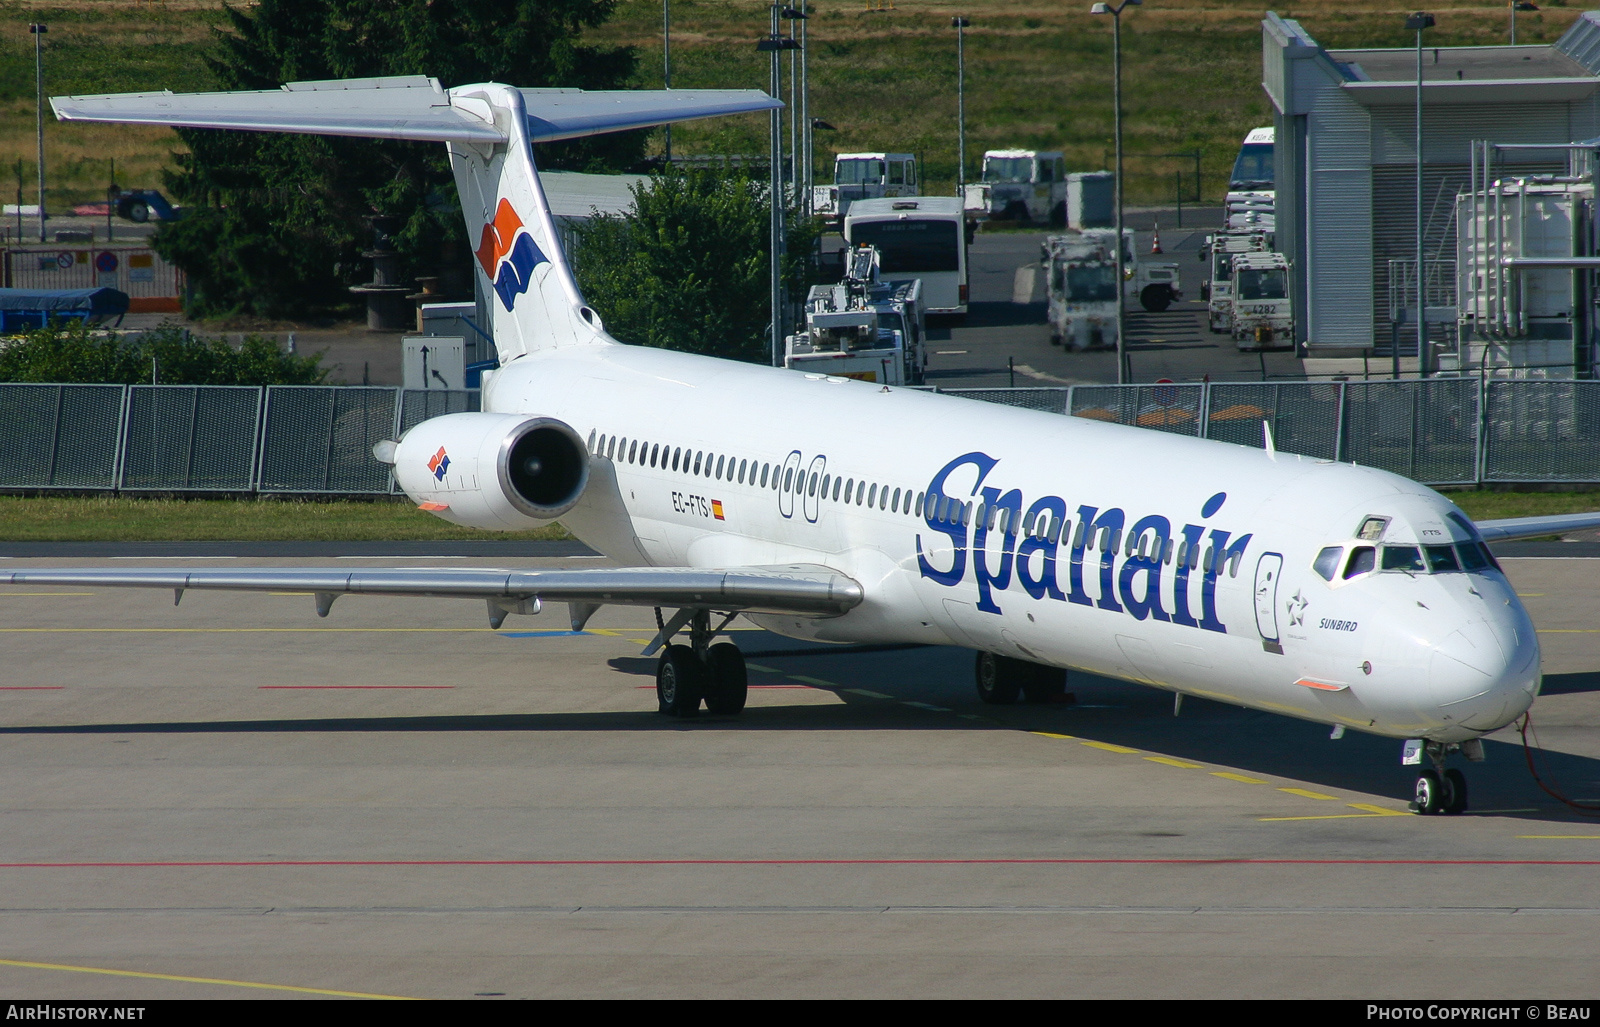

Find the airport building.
[{"left": 1263, "top": 10, "right": 1600, "bottom": 377}]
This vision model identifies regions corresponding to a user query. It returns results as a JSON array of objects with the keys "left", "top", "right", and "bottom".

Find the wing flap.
[
  {"left": 1, "top": 564, "right": 862, "bottom": 618},
  {"left": 1474, "top": 512, "right": 1600, "bottom": 543}
]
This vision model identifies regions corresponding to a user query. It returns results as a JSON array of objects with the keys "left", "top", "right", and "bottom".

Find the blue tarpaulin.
[{"left": 0, "top": 287, "right": 130, "bottom": 331}]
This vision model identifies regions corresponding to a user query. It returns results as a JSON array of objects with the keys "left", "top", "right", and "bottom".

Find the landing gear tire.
[
  {"left": 975, "top": 651, "right": 1024, "bottom": 705},
  {"left": 1443, "top": 768, "right": 1469, "bottom": 815},
  {"left": 1022, "top": 665, "right": 1068, "bottom": 704},
  {"left": 656, "top": 644, "right": 703, "bottom": 717},
  {"left": 704, "top": 642, "right": 748, "bottom": 716},
  {"left": 1413, "top": 769, "right": 1445, "bottom": 815}
]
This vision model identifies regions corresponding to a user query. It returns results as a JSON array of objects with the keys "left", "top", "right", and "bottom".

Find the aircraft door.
[
  {"left": 1254, "top": 552, "right": 1283, "bottom": 643},
  {"left": 777, "top": 450, "right": 802, "bottom": 519},
  {"left": 802, "top": 455, "right": 827, "bottom": 523}
]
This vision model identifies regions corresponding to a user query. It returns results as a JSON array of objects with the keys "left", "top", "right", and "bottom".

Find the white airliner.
[{"left": 15, "top": 77, "right": 1600, "bottom": 816}]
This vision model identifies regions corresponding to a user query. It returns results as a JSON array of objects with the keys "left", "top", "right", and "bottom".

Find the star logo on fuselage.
[{"left": 1286, "top": 589, "right": 1308, "bottom": 627}]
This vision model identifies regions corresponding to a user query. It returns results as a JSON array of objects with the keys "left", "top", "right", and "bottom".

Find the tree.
[
  {"left": 573, "top": 169, "right": 822, "bottom": 364},
  {"left": 0, "top": 323, "right": 326, "bottom": 386},
  {"left": 154, "top": 0, "right": 640, "bottom": 319}
]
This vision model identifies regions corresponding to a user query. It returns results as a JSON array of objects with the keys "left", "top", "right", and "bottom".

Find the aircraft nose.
[{"left": 1427, "top": 616, "right": 1540, "bottom": 731}]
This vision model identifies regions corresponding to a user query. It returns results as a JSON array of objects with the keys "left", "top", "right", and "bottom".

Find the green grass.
[
  {"left": 0, "top": 490, "right": 1590, "bottom": 542},
  {"left": 1444, "top": 490, "right": 1600, "bottom": 523},
  {"left": 1, "top": 1, "right": 1589, "bottom": 209},
  {"left": 0, "top": 495, "right": 573, "bottom": 542}
]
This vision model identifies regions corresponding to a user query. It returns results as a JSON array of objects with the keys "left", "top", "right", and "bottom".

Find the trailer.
[
  {"left": 1229, "top": 250, "right": 1293, "bottom": 350},
  {"left": 812, "top": 153, "right": 919, "bottom": 226},
  {"left": 785, "top": 246, "right": 926, "bottom": 385},
  {"left": 962, "top": 150, "right": 1067, "bottom": 226}
]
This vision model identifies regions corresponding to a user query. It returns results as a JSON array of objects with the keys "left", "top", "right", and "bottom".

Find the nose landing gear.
[
  {"left": 652, "top": 608, "right": 748, "bottom": 718},
  {"left": 1407, "top": 740, "right": 1480, "bottom": 815}
]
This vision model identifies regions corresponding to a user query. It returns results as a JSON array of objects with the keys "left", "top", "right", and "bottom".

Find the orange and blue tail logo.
[{"left": 475, "top": 198, "right": 548, "bottom": 311}]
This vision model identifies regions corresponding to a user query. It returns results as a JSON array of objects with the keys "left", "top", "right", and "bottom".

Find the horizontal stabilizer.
[
  {"left": 1474, "top": 512, "right": 1600, "bottom": 544},
  {"left": 52, "top": 76, "right": 779, "bottom": 145},
  {"left": 1, "top": 564, "right": 863, "bottom": 619}
]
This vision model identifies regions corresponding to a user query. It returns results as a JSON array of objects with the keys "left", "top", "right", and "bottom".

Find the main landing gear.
[
  {"left": 654, "top": 608, "right": 748, "bottom": 718},
  {"left": 1407, "top": 739, "right": 1483, "bottom": 815},
  {"left": 974, "top": 651, "right": 1070, "bottom": 705}
]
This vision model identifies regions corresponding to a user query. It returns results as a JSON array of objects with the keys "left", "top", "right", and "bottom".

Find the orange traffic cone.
[{"left": 1150, "top": 220, "right": 1164, "bottom": 254}]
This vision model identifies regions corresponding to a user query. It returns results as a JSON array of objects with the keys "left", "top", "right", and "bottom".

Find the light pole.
[
  {"left": 29, "top": 23, "right": 47, "bottom": 242},
  {"left": 1090, "top": 0, "right": 1139, "bottom": 385},
  {"left": 663, "top": 0, "right": 671, "bottom": 162},
  {"left": 782, "top": 7, "right": 807, "bottom": 199},
  {"left": 759, "top": 10, "right": 801, "bottom": 366},
  {"left": 952, "top": 17, "right": 970, "bottom": 197},
  {"left": 1409, "top": 11, "right": 1435, "bottom": 378},
  {"left": 1510, "top": 1, "right": 1538, "bottom": 45}
]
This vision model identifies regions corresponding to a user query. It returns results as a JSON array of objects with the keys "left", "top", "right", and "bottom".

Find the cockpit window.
[
  {"left": 1425, "top": 544, "right": 1460, "bottom": 573},
  {"left": 1446, "top": 511, "right": 1480, "bottom": 541},
  {"left": 1381, "top": 545, "right": 1425, "bottom": 573},
  {"left": 1343, "top": 546, "right": 1375, "bottom": 579},
  {"left": 1313, "top": 546, "right": 1342, "bottom": 581},
  {"left": 1456, "top": 541, "right": 1490, "bottom": 572},
  {"left": 1357, "top": 516, "right": 1389, "bottom": 542}
]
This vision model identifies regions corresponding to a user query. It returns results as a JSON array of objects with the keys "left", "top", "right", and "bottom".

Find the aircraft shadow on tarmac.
[
  {"left": 6, "top": 640, "right": 1598, "bottom": 824},
  {"left": 961, "top": 301, "right": 1046, "bottom": 329}
]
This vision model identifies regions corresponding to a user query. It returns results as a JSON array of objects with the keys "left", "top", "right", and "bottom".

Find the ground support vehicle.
[
  {"left": 1229, "top": 250, "right": 1293, "bottom": 350},
  {"left": 1134, "top": 261, "right": 1182, "bottom": 312},
  {"left": 1043, "top": 232, "right": 1119, "bottom": 351},
  {"left": 114, "top": 189, "right": 181, "bottom": 222},
  {"left": 963, "top": 150, "right": 1067, "bottom": 226},
  {"left": 1200, "top": 231, "right": 1270, "bottom": 333},
  {"left": 812, "top": 153, "right": 919, "bottom": 227},
  {"left": 785, "top": 246, "right": 926, "bottom": 385},
  {"left": 845, "top": 197, "right": 967, "bottom": 316}
]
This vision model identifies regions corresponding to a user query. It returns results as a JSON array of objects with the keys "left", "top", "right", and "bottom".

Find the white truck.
[
  {"left": 1043, "top": 232, "right": 1119, "bottom": 350},
  {"left": 1046, "top": 227, "right": 1182, "bottom": 313},
  {"left": 963, "top": 150, "right": 1067, "bottom": 226},
  {"left": 811, "top": 153, "right": 919, "bottom": 226},
  {"left": 1229, "top": 250, "right": 1293, "bottom": 350},
  {"left": 1200, "top": 231, "right": 1270, "bottom": 333},
  {"left": 785, "top": 245, "right": 927, "bottom": 385}
]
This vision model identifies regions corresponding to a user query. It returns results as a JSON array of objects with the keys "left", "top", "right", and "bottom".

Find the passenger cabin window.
[
  {"left": 1344, "top": 546, "right": 1375, "bottom": 579},
  {"left": 1313, "top": 546, "right": 1342, "bottom": 581}
]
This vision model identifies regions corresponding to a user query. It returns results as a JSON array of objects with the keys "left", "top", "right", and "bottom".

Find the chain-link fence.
[
  {"left": 0, "top": 380, "right": 1596, "bottom": 492},
  {"left": 121, "top": 386, "right": 261, "bottom": 491}
]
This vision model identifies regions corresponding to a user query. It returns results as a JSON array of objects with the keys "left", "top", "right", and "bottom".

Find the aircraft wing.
[
  {"left": 1474, "top": 512, "right": 1600, "bottom": 544},
  {"left": 51, "top": 76, "right": 779, "bottom": 145},
  {"left": 0, "top": 564, "right": 862, "bottom": 634}
]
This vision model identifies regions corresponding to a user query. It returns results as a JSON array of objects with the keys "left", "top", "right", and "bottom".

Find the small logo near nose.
[{"left": 1286, "top": 589, "right": 1307, "bottom": 627}]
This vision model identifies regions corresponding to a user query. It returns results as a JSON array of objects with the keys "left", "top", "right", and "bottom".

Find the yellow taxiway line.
[{"left": 0, "top": 957, "right": 413, "bottom": 999}]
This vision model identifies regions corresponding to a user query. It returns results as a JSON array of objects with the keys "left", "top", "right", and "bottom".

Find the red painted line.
[
  {"left": 2, "top": 858, "right": 1600, "bottom": 868},
  {"left": 0, "top": 686, "right": 65, "bottom": 690},
  {"left": 633, "top": 685, "right": 813, "bottom": 690},
  {"left": 258, "top": 686, "right": 455, "bottom": 690}
]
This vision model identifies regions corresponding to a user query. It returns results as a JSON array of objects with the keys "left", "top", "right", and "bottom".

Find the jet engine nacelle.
[{"left": 390, "top": 413, "right": 590, "bottom": 530}]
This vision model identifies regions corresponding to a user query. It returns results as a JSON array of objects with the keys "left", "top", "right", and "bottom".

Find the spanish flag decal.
[{"left": 712, "top": 500, "right": 725, "bottom": 521}]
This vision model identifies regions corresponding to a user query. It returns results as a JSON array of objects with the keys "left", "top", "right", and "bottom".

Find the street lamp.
[
  {"left": 1510, "top": 1, "right": 1538, "bottom": 46},
  {"left": 952, "top": 17, "right": 970, "bottom": 198},
  {"left": 1090, "top": 0, "right": 1140, "bottom": 385},
  {"left": 758, "top": 9, "right": 801, "bottom": 366},
  {"left": 29, "top": 23, "right": 47, "bottom": 243},
  {"left": 782, "top": 7, "right": 807, "bottom": 202},
  {"left": 1408, "top": 11, "right": 1435, "bottom": 378},
  {"left": 663, "top": 0, "right": 672, "bottom": 162}
]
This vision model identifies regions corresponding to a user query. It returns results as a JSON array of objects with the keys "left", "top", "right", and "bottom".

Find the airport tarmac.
[{"left": 1, "top": 552, "right": 1599, "bottom": 999}]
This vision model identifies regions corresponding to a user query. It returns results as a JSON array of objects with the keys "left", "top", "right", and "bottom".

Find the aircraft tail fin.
[{"left": 53, "top": 77, "right": 780, "bottom": 361}]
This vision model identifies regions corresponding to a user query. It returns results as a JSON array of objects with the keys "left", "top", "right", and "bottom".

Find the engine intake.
[{"left": 391, "top": 413, "right": 589, "bottom": 530}]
